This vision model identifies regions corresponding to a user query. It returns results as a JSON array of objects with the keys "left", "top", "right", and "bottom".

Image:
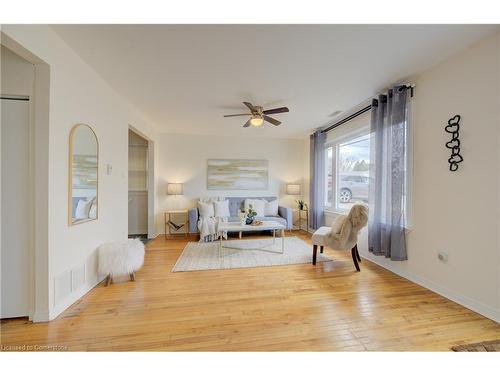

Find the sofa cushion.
[
  {"left": 226, "top": 197, "right": 277, "bottom": 217},
  {"left": 263, "top": 199, "right": 278, "bottom": 216},
  {"left": 263, "top": 215, "right": 287, "bottom": 227},
  {"left": 214, "top": 200, "right": 230, "bottom": 218}
]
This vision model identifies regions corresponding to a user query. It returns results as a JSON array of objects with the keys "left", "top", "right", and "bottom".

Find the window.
[{"left": 325, "top": 130, "right": 371, "bottom": 212}]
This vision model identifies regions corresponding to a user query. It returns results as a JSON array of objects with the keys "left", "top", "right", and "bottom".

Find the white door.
[{"left": 1, "top": 98, "right": 31, "bottom": 318}]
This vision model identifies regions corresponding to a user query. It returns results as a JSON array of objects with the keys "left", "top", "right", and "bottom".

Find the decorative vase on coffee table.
[{"left": 238, "top": 210, "right": 246, "bottom": 225}]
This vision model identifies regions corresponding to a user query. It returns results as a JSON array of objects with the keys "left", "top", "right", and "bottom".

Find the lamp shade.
[
  {"left": 167, "top": 183, "right": 183, "bottom": 195},
  {"left": 286, "top": 184, "right": 301, "bottom": 195}
]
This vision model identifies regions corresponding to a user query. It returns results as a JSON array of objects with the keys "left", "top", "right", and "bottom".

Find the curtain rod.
[
  {"left": 321, "top": 105, "right": 371, "bottom": 133},
  {"left": 321, "top": 85, "right": 414, "bottom": 134}
]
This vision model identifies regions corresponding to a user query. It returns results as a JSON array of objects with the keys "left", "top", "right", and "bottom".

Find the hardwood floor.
[{"left": 1, "top": 231, "right": 499, "bottom": 351}]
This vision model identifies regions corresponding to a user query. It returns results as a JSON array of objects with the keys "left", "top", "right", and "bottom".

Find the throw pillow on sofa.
[
  {"left": 213, "top": 199, "right": 230, "bottom": 218},
  {"left": 198, "top": 201, "right": 215, "bottom": 218},
  {"left": 244, "top": 199, "right": 265, "bottom": 217},
  {"left": 263, "top": 199, "right": 279, "bottom": 216}
]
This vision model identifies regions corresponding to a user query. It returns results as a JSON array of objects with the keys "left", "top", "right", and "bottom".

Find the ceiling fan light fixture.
[
  {"left": 224, "top": 102, "right": 289, "bottom": 128},
  {"left": 250, "top": 116, "right": 264, "bottom": 127}
]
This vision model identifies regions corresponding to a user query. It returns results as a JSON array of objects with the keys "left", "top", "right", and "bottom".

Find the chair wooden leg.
[
  {"left": 351, "top": 246, "right": 360, "bottom": 272},
  {"left": 312, "top": 244, "right": 318, "bottom": 265},
  {"left": 320, "top": 245, "right": 324, "bottom": 254},
  {"left": 129, "top": 272, "right": 135, "bottom": 281},
  {"left": 105, "top": 274, "right": 112, "bottom": 286},
  {"left": 354, "top": 244, "right": 361, "bottom": 262}
]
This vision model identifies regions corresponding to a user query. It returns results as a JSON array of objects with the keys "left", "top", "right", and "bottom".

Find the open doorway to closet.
[
  {"left": 128, "top": 129, "right": 150, "bottom": 243},
  {"left": 1, "top": 45, "right": 34, "bottom": 319}
]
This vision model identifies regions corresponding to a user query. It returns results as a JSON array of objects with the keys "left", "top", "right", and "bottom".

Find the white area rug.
[{"left": 172, "top": 236, "right": 332, "bottom": 272}]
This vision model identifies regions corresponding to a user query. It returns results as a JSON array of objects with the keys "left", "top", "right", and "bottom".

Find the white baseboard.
[
  {"left": 364, "top": 255, "right": 500, "bottom": 323},
  {"left": 49, "top": 274, "right": 106, "bottom": 321},
  {"left": 32, "top": 309, "right": 50, "bottom": 322}
]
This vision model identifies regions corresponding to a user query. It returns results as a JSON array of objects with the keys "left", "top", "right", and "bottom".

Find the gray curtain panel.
[
  {"left": 368, "top": 86, "right": 409, "bottom": 261},
  {"left": 309, "top": 130, "right": 326, "bottom": 229}
]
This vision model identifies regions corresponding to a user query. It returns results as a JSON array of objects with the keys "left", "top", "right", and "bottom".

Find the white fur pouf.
[{"left": 98, "top": 238, "right": 145, "bottom": 284}]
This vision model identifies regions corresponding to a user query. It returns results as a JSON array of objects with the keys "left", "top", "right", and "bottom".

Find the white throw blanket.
[
  {"left": 198, "top": 216, "right": 228, "bottom": 242},
  {"left": 198, "top": 196, "right": 228, "bottom": 242}
]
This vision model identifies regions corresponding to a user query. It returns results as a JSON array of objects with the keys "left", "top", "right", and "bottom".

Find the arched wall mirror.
[{"left": 69, "top": 124, "right": 99, "bottom": 225}]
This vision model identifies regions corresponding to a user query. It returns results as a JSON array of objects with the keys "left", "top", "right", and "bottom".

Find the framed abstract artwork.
[{"left": 207, "top": 159, "right": 269, "bottom": 190}]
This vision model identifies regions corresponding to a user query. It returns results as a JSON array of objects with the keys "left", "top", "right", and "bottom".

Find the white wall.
[
  {"left": 157, "top": 133, "right": 308, "bottom": 234},
  {"left": 1, "top": 45, "right": 34, "bottom": 95},
  {"left": 2, "top": 25, "right": 161, "bottom": 321},
  {"left": 353, "top": 32, "right": 500, "bottom": 322}
]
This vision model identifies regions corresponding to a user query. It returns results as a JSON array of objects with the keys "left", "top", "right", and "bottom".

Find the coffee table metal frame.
[{"left": 217, "top": 221, "right": 286, "bottom": 258}]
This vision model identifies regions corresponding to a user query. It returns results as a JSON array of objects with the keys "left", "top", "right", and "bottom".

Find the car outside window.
[{"left": 325, "top": 132, "right": 370, "bottom": 211}]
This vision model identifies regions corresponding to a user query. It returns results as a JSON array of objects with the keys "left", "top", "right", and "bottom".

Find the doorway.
[
  {"left": 1, "top": 96, "right": 32, "bottom": 319},
  {"left": 1, "top": 44, "right": 36, "bottom": 319},
  {"left": 128, "top": 129, "right": 149, "bottom": 242}
]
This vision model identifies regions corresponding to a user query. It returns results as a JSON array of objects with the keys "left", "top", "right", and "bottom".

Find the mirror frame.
[{"left": 68, "top": 123, "right": 99, "bottom": 226}]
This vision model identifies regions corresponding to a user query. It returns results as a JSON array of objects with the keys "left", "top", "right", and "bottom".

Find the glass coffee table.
[{"left": 217, "top": 221, "right": 286, "bottom": 258}]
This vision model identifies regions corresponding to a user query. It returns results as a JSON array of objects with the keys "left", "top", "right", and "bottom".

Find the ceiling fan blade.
[
  {"left": 243, "top": 102, "right": 256, "bottom": 111},
  {"left": 264, "top": 115, "right": 281, "bottom": 126},
  {"left": 243, "top": 119, "right": 251, "bottom": 128},
  {"left": 223, "top": 113, "right": 251, "bottom": 117},
  {"left": 263, "top": 106, "right": 289, "bottom": 115}
]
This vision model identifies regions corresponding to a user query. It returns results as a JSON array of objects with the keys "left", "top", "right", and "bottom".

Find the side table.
[
  {"left": 164, "top": 210, "right": 189, "bottom": 238},
  {"left": 292, "top": 208, "right": 309, "bottom": 232}
]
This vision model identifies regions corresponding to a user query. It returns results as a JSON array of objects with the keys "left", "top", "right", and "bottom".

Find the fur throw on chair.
[{"left": 327, "top": 204, "right": 368, "bottom": 250}]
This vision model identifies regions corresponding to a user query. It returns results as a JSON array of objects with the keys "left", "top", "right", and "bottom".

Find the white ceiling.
[{"left": 52, "top": 25, "right": 496, "bottom": 138}]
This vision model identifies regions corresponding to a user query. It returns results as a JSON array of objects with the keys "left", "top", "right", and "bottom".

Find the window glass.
[
  {"left": 326, "top": 147, "right": 333, "bottom": 207},
  {"left": 324, "top": 130, "right": 370, "bottom": 211},
  {"left": 336, "top": 134, "right": 370, "bottom": 210}
]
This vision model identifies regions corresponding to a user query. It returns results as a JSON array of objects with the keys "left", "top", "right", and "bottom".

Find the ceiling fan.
[{"left": 223, "top": 102, "right": 289, "bottom": 127}]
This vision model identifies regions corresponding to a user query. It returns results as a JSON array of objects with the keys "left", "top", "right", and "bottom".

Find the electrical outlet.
[{"left": 438, "top": 251, "right": 448, "bottom": 262}]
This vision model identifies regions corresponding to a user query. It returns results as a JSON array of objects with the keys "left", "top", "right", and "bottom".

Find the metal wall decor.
[{"left": 445, "top": 115, "right": 463, "bottom": 172}]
